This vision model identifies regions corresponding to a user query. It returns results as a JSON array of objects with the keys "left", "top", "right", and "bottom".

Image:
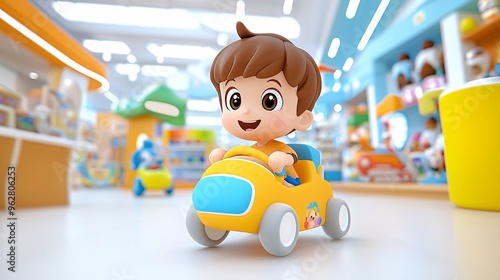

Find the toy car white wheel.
[
  {"left": 258, "top": 203, "right": 299, "bottom": 257},
  {"left": 186, "top": 205, "right": 229, "bottom": 247},
  {"left": 322, "top": 197, "right": 351, "bottom": 239}
]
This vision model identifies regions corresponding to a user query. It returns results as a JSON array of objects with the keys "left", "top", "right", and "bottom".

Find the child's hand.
[
  {"left": 268, "top": 151, "right": 294, "bottom": 174},
  {"left": 209, "top": 148, "right": 227, "bottom": 164}
]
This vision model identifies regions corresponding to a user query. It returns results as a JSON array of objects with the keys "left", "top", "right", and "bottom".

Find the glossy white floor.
[{"left": 1, "top": 188, "right": 499, "bottom": 280}]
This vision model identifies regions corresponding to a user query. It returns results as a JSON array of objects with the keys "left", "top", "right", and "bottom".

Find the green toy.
[{"left": 113, "top": 83, "right": 187, "bottom": 126}]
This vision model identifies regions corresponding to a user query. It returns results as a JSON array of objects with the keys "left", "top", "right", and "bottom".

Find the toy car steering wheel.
[{"left": 222, "top": 146, "right": 286, "bottom": 182}]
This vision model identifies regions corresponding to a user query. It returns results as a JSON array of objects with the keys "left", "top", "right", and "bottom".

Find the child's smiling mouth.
[{"left": 238, "top": 120, "right": 261, "bottom": 132}]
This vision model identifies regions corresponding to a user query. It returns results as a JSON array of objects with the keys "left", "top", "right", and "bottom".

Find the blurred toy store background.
[{"left": 0, "top": 0, "right": 499, "bottom": 279}]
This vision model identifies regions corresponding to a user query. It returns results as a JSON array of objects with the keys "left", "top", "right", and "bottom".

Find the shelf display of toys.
[
  {"left": 343, "top": 104, "right": 371, "bottom": 181},
  {"left": 15, "top": 110, "right": 36, "bottom": 132},
  {"left": 314, "top": 119, "right": 343, "bottom": 181},
  {"left": 131, "top": 138, "right": 173, "bottom": 196},
  {"left": 77, "top": 153, "right": 119, "bottom": 188},
  {"left": 380, "top": 39, "right": 448, "bottom": 116},
  {"left": 0, "top": 104, "right": 15, "bottom": 127},
  {"left": 0, "top": 85, "right": 21, "bottom": 128},
  {"left": 166, "top": 129, "right": 214, "bottom": 188},
  {"left": 407, "top": 117, "right": 447, "bottom": 184},
  {"left": 466, "top": 47, "right": 493, "bottom": 79},
  {"left": 391, "top": 53, "right": 414, "bottom": 91},
  {"left": 355, "top": 112, "right": 417, "bottom": 183}
]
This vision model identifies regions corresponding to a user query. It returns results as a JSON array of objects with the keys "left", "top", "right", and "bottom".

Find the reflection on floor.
[{"left": 0, "top": 188, "right": 499, "bottom": 280}]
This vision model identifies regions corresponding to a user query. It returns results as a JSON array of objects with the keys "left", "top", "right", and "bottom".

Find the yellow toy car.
[
  {"left": 186, "top": 144, "right": 350, "bottom": 256},
  {"left": 133, "top": 165, "right": 173, "bottom": 196}
]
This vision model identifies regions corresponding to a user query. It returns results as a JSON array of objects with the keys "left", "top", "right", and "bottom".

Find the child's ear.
[{"left": 295, "top": 110, "right": 314, "bottom": 131}]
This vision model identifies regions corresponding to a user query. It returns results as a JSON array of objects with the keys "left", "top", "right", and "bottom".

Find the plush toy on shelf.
[
  {"left": 130, "top": 139, "right": 173, "bottom": 196},
  {"left": 418, "top": 117, "right": 441, "bottom": 152},
  {"left": 391, "top": 53, "right": 413, "bottom": 90},
  {"left": 408, "top": 117, "right": 446, "bottom": 182},
  {"left": 414, "top": 40, "right": 445, "bottom": 83},
  {"left": 466, "top": 47, "right": 492, "bottom": 79},
  {"left": 478, "top": 0, "right": 500, "bottom": 20}
]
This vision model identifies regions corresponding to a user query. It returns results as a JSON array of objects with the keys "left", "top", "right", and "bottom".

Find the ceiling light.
[
  {"left": 328, "top": 38, "right": 340, "bottom": 58},
  {"left": 53, "top": 1, "right": 200, "bottom": 30},
  {"left": 64, "top": 78, "right": 72, "bottom": 87},
  {"left": 200, "top": 14, "right": 300, "bottom": 39},
  {"left": 352, "top": 78, "right": 360, "bottom": 89},
  {"left": 141, "top": 65, "right": 178, "bottom": 77},
  {"left": 83, "top": 39, "right": 130, "bottom": 55},
  {"left": 217, "top": 33, "right": 228, "bottom": 46},
  {"left": 332, "top": 82, "right": 342, "bottom": 92},
  {"left": 314, "top": 112, "right": 325, "bottom": 122},
  {"left": 102, "top": 53, "right": 111, "bottom": 62},
  {"left": 334, "top": 70, "right": 342, "bottom": 79},
  {"left": 236, "top": 1, "right": 245, "bottom": 19},
  {"left": 283, "top": 0, "right": 294, "bottom": 15},
  {"left": 0, "top": 9, "right": 109, "bottom": 92},
  {"left": 187, "top": 99, "right": 220, "bottom": 112},
  {"left": 333, "top": 104, "right": 343, "bottom": 112},
  {"left": 127, "top": 54, "right": 137, "bottom": 64},
  {"left": 346, "top": 0, "right": 361, "bottom": 19},
  {"left": 147, "top": 43, "right": 218, "bottom": 60},
  {"left": 115, "top": 63, "right": 140, "bottom": 82},
  {"left": 28, "top": 72, "right": 38, "bottom": 79},
  {"left": 343, "top": 57, "right": 354, "bottom": 72},
  {"left": 357, "top": 0, "right": 391, "bottom": 51},
  {"left": 104, "top": 91, "right": 119, "bottom": 104},
  {"left": 344, "top": 84, "right": 351, "bottom": 93}
]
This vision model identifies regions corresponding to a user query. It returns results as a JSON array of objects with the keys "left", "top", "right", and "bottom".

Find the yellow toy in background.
[
  {"left": 131, "top": 139, "right": 173, "bottom": 196},
  {"left": 438, "top": 77, "right": 500, "bottom": 211},
  {"left": 460, "top": 17, "right": 478, "bottom": 34}
]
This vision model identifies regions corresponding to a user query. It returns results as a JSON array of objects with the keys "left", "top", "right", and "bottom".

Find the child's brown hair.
[{"left": 210, "top": 22, "right": 322, "bottom": 116}]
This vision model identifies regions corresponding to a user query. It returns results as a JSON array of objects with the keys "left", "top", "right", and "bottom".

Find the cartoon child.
[
  {"left": 305, "top": 202, "right": 322, "bottom": 229},
  {"left": 208, "top": 22, "right": 322, "bottom": 186}
]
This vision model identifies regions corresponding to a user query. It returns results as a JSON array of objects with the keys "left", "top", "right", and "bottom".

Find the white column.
[
  {"left": 367, "top": 85, "right": 379, "bottom": 148},
  {"left": 440, "top": 12, "right": 481, "bottom": 87}
]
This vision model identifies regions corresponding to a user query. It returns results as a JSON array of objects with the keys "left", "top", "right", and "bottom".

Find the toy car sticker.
[{"left": 304, "top": 202, "right": 322, "bottom": 229}]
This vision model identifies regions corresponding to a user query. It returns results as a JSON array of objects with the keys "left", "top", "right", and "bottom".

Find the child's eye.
[
  {"left": 225, "top": 88, "right": 241, "bottom": 111},
  {"left": 261, "top": 89, "right": 283, "bottom": 111}
]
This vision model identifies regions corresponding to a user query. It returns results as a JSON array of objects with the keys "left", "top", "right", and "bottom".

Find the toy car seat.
[{"left": 288, "top": 144, "right": 321, "bottom": 171}]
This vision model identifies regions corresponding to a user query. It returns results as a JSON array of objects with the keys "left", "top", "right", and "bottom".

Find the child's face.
[{"left": 219, "top": 72, "right": 308, "bottom": 141}]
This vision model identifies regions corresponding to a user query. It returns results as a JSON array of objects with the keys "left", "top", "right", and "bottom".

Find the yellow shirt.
[{"left": 251, "top": 140, "right": 298, "bottom": 178}]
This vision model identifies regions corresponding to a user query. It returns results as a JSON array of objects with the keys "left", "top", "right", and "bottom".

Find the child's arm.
[
  {"left": 209, "top": 148, "right": 227, "bottom": 164},
  {"left": 268, "top": 151, "right": 296, "bottom": 174}
]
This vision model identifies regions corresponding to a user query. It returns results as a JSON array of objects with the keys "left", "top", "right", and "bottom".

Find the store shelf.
[
  {"left": 0, "top": 126, "right": 96, "bottom": 151},
  {"left": 170, "top": 163, "right": 206, "bottom": 169},
  {"left": 169, "top": 144, "right": 206, "bottom": 152},
  {"left": 331, "top": 182, "right": 448, "bottom": 200},
  {"left": 462, "top": 14, "right": 500, "bottom": 43}
]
